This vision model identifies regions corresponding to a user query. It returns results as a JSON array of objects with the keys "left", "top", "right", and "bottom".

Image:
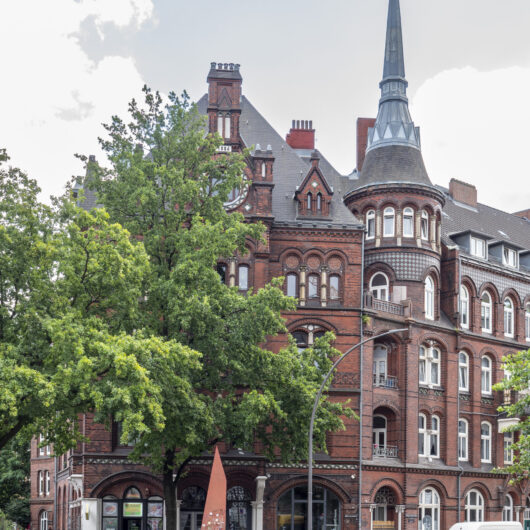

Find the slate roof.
[
  {"left": 437, "top": 185, "right": 530, "bottom": 250},
  {"left": 197, "top": 94, "right": 360, "bottom": 228}
]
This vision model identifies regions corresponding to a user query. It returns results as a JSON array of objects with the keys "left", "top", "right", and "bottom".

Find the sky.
[{"left": 1, "top": 0, "right": 530, "bottom": 213}]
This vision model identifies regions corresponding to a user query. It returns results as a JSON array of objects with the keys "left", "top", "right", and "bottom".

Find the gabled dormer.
[{"left": 295, "top": 151, "right": 333, "bottom": 217}]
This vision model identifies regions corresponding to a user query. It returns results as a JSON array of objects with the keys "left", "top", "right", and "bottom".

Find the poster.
[{"left": 123, "top": 503, "right": 143, "bottom": 517}]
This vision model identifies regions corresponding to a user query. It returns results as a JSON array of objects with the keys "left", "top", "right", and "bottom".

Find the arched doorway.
[
  {"left": 372, "top": 487, "right": 397, "bottom": 529},
  {"left": 276, "top": 485, "right": 341, "bottom": 529},
  {"left": 227, "top": 486, "right": 252, "bottom": 530},
  {"left": 180, "top": 487, "right": 206, "bottom": 530}
]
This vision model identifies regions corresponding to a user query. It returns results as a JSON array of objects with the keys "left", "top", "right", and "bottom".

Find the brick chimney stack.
[
  {"left": 286, "top": 120, "right": 315, "bottom": 150},
  {"left": 449, "top": 178, "right": 477, "bottom": 207},
  {"left": 356, "top": 118, "right": 376, "bottom": 171}
]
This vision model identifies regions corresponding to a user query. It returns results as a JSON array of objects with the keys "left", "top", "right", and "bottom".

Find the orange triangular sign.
[{"left": 201, "top": 447, "right": 227, "bottom": 530}]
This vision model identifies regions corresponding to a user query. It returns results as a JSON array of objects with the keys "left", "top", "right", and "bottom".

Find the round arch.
[
  {"left": 90, "top": 471, "right": 163, "bottom": 498},
  {"left": 369, "top": 479, "right": 404, "bottom": 505}
]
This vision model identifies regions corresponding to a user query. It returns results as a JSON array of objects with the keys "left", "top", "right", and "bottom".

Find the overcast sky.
[{"left": 1, "top": 0, "right": 530, "bottom": 212}]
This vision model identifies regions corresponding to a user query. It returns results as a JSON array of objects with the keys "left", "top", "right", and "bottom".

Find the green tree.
[
  {"left": 495, "top": 348, "right": 530, "bottom": 479},
  {"left": 0, "top": 435, "right": 30, "bottom": 527},
  {"left": 0, "top": 148, "right": 199, "bottom": 454},
  {"left": 87, "top": 87, "right": 353, "bottom": 530}
]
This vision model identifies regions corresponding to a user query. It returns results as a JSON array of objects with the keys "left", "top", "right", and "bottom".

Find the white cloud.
[
  {"left": 411, "top": 66, "right": 530, "bottom": 213},
  {"left": 0, "top": 0, "right": 155, "bottom": 200}
]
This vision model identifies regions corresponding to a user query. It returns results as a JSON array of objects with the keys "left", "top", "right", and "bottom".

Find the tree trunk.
[{"left": 163, "top": 468, "right": 177, "bottom": 530}]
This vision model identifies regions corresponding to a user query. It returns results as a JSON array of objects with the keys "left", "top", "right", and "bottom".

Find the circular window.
[{"left": 224, "top": 179, "right": 250, "bottom": 209}]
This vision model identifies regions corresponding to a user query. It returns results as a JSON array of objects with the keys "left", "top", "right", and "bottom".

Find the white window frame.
[
  {"left": 481, "top": 291, "right": 492, "bottom": 333},
  {"left": 459, "top": 351, "right": 469, "bottom": 391},
  {"left": 504, "top": 297, "right": 514, "bottom": 338},
  {"left": 481, "top": 356, "right": 492, "bottom": 395},
  {"left": 465, "top": 490, "right": 484, "bottom": 522},
  {"left": 286, "top": 273, "right": 298, "bottom": 298},
  {"left": 307, "top": 274, "right": 319, "bottom": 299},
  {"left": 238, "top": 264, "right": 249, "bottom": 291},
  {"left": 421, "top": 210, "right": 429, "bottom": 240},
  {"left": 503, "top": 431, "right": 514, "bottom": 465},
  {"left": 403, "top": 207, "right": 414, "bottom": 238},
  {"left": 503, "top": 494, "right": 514, "bottom": 522},
  {"left": 430, "top": 415, "right": 440, "bottom": 458},
  {"left": 40, "top": 511, "right": 48, "bottom": 530},
  {"left": 45, "top": 470, "right": 50, "bottom": 495},
  {"left": 458, "top": 419, "right": 468, "bottom": 461},
  {"left": 480, "top": 421, "right": 492, "bottom": 463},
  {"left": 38, "top": 471, "right": 44, "bottom": 496},
  {"left": 424, "top": 275, "right": 435, "bottom": 320},
  {"left": 419, "top": 344, "right": 440, "bottom": 387},
  {"left": 418, "top": 488, "right": 440, "bottom": 530},
  {"left": 470, "top": 236, "right": 486, "bottom": 259},
  {"left": 329, "top": 274, "right": 340, "bottom": 300},
  {"left": 383, "top": 207, "right": 395, "bottom": 238},
  {"left": 526, "top": 303, "right": 530, "bottom": 341},
  {"left": 366, "top": 210, "right": 375, "bottom": 240},
  {"left": 261, "top": 161, "right": 266, "bottom": 178},
  {"left": 370, "top": 272, "right": 389, "bottom": 301},
  {"left": 460, "top": 285, "right": 470, "bottom": 329},
  {"left": 503, "top": 246, "right": 518, "bottom": 268},
  {"left": 418, "top": 413, "right": 427, "bottom": 457}
]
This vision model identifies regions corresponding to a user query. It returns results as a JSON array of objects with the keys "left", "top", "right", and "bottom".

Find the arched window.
[
  {"left": 45, "top": 470, "right": 50, "bottom": 495},
  {"left": 481, "top": 356, "right": 492, "bottom": 394},
  {"left": 526, "top": 303, "right": 530, "bottom": 341},
  {"left": 418, "top": 414, "right": 427, "bottom": 456},
  {"left": 307, "top": 193, "right": 312, "bottom": 211},
  {"left": 38, "top": 471, "right": 44, "bottom": 496},
  {"left": 430, "top": 416, "right": 440, "bottom": 458},
  {"left": 418, "top": 488, "right": 440, "bottom": 530},
  {"left": 180, "top": 486, "right": 207, "bottom": 530},
  {"left": 421, "top": 210, "right": 429, "bottom": 240},
  {"left": 224, "top": 114, "right": 231, "bottom": 139},
  {"left": 238, "top": 265, "right": 249, "bottom": 291},
  {"left": 419, "top": 344, "right": 440, "bottom": 386},
  {"left": 425, "top": 276, "right": 435, "bottom": 320},
  {"left": 458, "top": 419, "right": 468, "bottom": 461},
  {"left": 465, "top": 490, "right": 484, "bottom": 522},
  {"left": 370, "top": 273, "right": 389, "bottom": 301},
  {"left": 124, "top": 487, "right": 142, "bottom": 499},
  {"left": 286, "top": 274, "right": 298, "bottom": 298},
  {"left": 366, "top": 210, "right": 375, "bottom": 239},
  {"left": 227, "top": 486, "right": 252, "bottom": 530},
  {"left": 481, "top": 422, "right": 492, "bottom": 462},
  {"left": 373, "top": 486, "right": 397, "bottom": 524},
  {"left": 276, "top": 485, "right": 341, "bottom": 529},
  {"left": 316, "top": 193, "right": 322, "bottom": 212},
  {"left": 307, "top": 274, "right": 319, "bottom": 299},
  {"left": 504, "top": 431, "right": 514, "bottom": 465},
  {"left": 459, "top": 352, "right": 469, "bottom": 391},
  {"left": 383, "top": 207, "right": 395, "bottom": 237},
  {"left": 329, "top": 275, "right": 340, "bottom": 300},
  {"left": 403, "top": 207, "right": 414, "bottom": 238},
  {"left": 460, "top": 285, "right": 470, "bottom": 329},
  {"left": 504, "top": 297, "right": 514, "bottom": 337},
  {"left": 372, "top": 415, "right": 387, "bottom": 456},
  {"left": 503, "top": 494, "right": 514, "bottom": 521},
  {"left": 292, "top": 331, "right": 308, "bottom": 352},
  {"left": 481, "top": 291, "right": 492, "bottom": 333},
  {"left": 40, "top": 511, "right": 48, "bottom": 530},
  {"left": 261, "top": 162, "right": 266, "bottom": 178}
]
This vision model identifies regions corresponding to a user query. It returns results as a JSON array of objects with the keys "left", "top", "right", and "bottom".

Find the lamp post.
[{"left": 307, "top": 328, "right": 407, "bottom": 530}]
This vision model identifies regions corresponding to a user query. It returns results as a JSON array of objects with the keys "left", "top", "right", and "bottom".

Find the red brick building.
[{"left": 31, "top": 1, "right": 530, "bottom": 529}]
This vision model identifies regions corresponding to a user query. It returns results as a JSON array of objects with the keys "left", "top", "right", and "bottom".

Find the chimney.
[
  {"left": 286, "top": 120, "right": 315, "bottom": 150},
  {"left": 449, "top": 178, "right": 477, "bottom": 207},
  {"left": 356, "top": 118, "right": 376, "bottom": 171},
  {"left": 513, "top": 209, "right": 530, "bottom": 220}
]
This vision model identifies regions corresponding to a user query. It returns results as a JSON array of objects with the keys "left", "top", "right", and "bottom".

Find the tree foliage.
[{"left": 495, "top": 348, "right": 530, "bottom": 479}]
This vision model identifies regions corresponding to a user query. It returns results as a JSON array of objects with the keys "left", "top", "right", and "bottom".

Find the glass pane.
[
  {"left": 287, "top": 275, "right": 297, "bottom": 297},
  {"left": 147, "top": 503, "right": 163, "bottom": 517},
  {"left": 238, "top": 266, "right": 248, "bottom": 290},
  {"left": 329, "top": 276, "right": 339, "bottom": 299},
  {"left": 103, "top": 519, "right": 118, "bottom": 530},
  {"left": 147, "top": 519, "right": 162, "bottom": 530},
  {"left": 308, "top": 275, "right": 319, "bottom": 298},
  {"left": 103, "top": 503, "right": 118, "bottom": 517}
]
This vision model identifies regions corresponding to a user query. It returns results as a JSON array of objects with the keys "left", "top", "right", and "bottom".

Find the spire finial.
[{"left": 383, "top": 0, "right": 405, "bottom": 81}]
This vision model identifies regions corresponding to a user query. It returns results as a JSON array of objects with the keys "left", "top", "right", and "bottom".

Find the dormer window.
[
  {"left": 503, "top": 247, "right": 518, "bottom": 268},
  {"left": 470, "top": 236, "right": 486, "bottom": 258}
]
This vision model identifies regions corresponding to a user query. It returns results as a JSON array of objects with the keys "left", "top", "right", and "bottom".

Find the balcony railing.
[
  {"left": 373, "top": 374, "right": 398, "bottom": 389},
  {"left": 364, "top": 293, "right": 407, "bottom": 316},
  {"left": 373, "top": 523, "right": 395, "bottom": 530},
  {"left": 373, "top": 444, "right": 398, "bottom": 458}
]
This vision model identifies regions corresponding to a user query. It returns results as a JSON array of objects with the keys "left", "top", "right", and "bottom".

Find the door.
[
  {"left": 372, "top": 416, "right": 387, "bottom": 456},
  {"left": 125, "top": 519, "right": 142, "bottom": 530},
  {"left": 180, "top": 512, "right": 203, "bottom": 530},
  {"left": 373, "top": 346, "right": 388, "bottom": 385}
]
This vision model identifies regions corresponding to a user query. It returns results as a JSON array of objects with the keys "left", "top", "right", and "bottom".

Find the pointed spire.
[{"left": 383, "top": 0, "right": 406, "bottom": 80}]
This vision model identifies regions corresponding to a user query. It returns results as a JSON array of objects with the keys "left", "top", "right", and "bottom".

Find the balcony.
[
  {"left": 373, "top": 374, "right": 398, "bottom": 389},
  {"left": 373, "top": 444, "right": 398, "bottom": 458},
  {"left": 364, "top": 293, "right": 408, "bottom": 317}
]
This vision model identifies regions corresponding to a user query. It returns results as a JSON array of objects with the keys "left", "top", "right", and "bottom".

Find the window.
[
  {"left": 227, "top": 486, "right": 252, "bottom": 530},
  {"left": 329, "top": 275, "right": 340, "bottom": 300},
  {"left": 504, "top": 297, "right": 514, "bottom": 337},
  {"left": 418, "top": 414, "right": 427, "bottom": 456},
  {"left": 40, "top": 511, "right": 48, "bottom": 530},
  {"left": 276, "top": 486, "right": 340, "bottom": 530},
  {"left": 481, "top": 291, "right": 492, "bottom": 332},
  {"left": 307, "top": 274, "right": 319, "bottom": 299},
  {"left": 38, "top": 434, "right": 50, "bottom": 456},
  {"left": 481, "top": 422, "right": 492, "bottom": 462},
  {"left": 316, "top": 193, "right": 322, "bottom": 212},
  {"left": 403, "top": 207, "right": 414, "bottom": 238},
  {"left": 460, "top": 285, "right": 470, "bottom": 329},
  {"left": 216, "top": 264, "right": 227, "bottom": 284},
  {"left": 526, "top": 303, "right": 530, "bottom": 341},
  {"left": 458, "top": 419, "right": 468, "bottom": 461},
  {"left": 307, "top": 193, "right": 312, "bottom": 211},
  {"left": 366, "top": 210, "right": 375, "bottom": 239},
  {"left": 372, "top": 415, "right": 387, "bottom": 456},
  {"left": 286, "top": 274, "right": 298, "bottom": 298},
  {"left": 503, "top": 494, "right": 514, "bottom": 522},
  {"left": 481, "top": 356, "right": 492, "bottom": 394},
  {"left": 238, "top": 265, "right": 249, "bottom": 291},
  {"left": 180, "top": 486, "right": 206, "bottom": 530},
  {"left": 217, "top": 113, "right": 231, "bottom": 139},
  {"left": 421, "top": 210, "right": 429, "bottom": 240},
  {"left": 424, "top": 275, "right": 435, "bottom": 320},
  {"left": 459, "top": 352, "right": 469, "bottom": 391},
  {"left": 465, "top": 490, "right": 484, "bottom": 522},
  {"left": 45, "top": 471, "right": 50, "bottom": 495},
  {"left": 292, "top": 329, "right": 325, "bottom": 353},
  {"left": 418, "top": 488, "right": 440, "bottom": 530},
  {"left": 470, "top": 236, "right": 486, "bottom": 258},
  {"left": 503, "top": 247, "right": 517, "bottom": 268},
  {"left": 370, "top": 272, "right": 389, "bottom": 301},
  {"left": 383, "top": 207, "right": 395, "bottom": 237},
  {"left": 430, "top": 416, "right": 440, "bottom": 458},
  {"left": 261, "top": 162, "right": 266, "bottom": 178},
  {"left": 504, "top": 432, "right": 514, "bottom": 464},
  {"left": 419, "top": 344, "right": 440, "bottom": 386},
  {"left": 38, "top": 471, "right": 44, "bottom": 496}
]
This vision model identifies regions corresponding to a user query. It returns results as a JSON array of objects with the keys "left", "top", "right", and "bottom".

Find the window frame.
[
  {"left": 403, "top": 207, "right": 414, "bottom": 238},
  {"left": 40, "top": 511, "right": 48, "bottom": 530},
  {"left": 470, "top": 236, "right": 486, "bottom": 259},
  {"left": 526, "top": 303, "right": 530, "bottom": 341},
  {"left": 503, "top": 247, "right": 518, "bottom": 268},
  {"left": 238, "top": 264, "right": 249, "bottom": 292},
  {"left": 480, "top": 421, "right": 492, "bottom": 463},
  {"left": 459, "top": 351, "right": 469, "bottom": 392},
  {"left": 329, "top": 274, "right": 340, "bottom": 301},
  {"left": 481, "top": 356, "right": 492, "bottom": 395},
  {"left": 430, "top": 415, "right": 440, "bottom": 458},
  {"left": 460, "top": 285, "right": 470, "bottom": 329},
  {"left": 481, "top": 291, "right": 492, "bottom": 333},
  {"left": 504, "top": 297, "right": 514, "bottom": 338},
  {"left": 420, "top": 210, "right": 429, "bottom": 240},
  {"left": 419, "top": 344, "right": 441, "bottom": 387},
  {"left": 465, "top": 490, "right": 484, "bottom": 522},
  {"left": 503, "top": 431, "right": 514, "bottom": 465},
  {"left": 366, "top": 210, "right": 376, "bottom": 240},
  {"left": 418, "top": 488, "right": 440, "bottom": 530},
  {"left": 418, "top": 414, "right": 427, "bottom": 457},
  {"left": 424, "top": 275, "right": 435, "bottom": 320},
  {"left": 503, "top": 494, "right": 514, "bottom": 522},
  {"left": 307, "top": 273, "right": 319, "bottom": 300},
  {"left": 45, "top": 470, "right": 50, "bottom": 495},
  {"left": 458, "top": 419, "right": 468, "bottom": 461},
  {"left": 286, "top": 273, "right": 298, "bottom": 298},
  {"left": 370, "top": 272, "right": 390, "bottom": 302},
  {"left": 383, "top": 207, "right": 395, "bottom": 238}
]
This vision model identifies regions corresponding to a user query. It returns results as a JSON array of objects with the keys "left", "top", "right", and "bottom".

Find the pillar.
[
  {"left": 396, "top": 505, "right": 405, "bottom": 530},
  {"left": 370, "top": 504, "right": 376, "bottom": 530},
  {"left": 253, "top": 476, "right": 267, "bottom": 530},
  {"left": 175, "top": 500, "right": 182, "bottom": 530},
  {"left": 299, "top": 266, "right": 307, "bottom": 307},
  {"left": 320, "top": 267, "right": 328, "bottom": 307},
  {"left": 228, "top": 258, "right": 237, "bottom": 288}
]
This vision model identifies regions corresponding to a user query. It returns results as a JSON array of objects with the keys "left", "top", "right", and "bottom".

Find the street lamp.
[{"left": 307, "top": 328, "right": 407, "bottom": 530}]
